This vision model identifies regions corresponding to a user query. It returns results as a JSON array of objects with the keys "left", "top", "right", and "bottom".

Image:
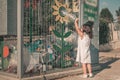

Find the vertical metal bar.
[
  {"left": 61, "top": 23, "right": 64, "bottom": 68},
  {"left": 79, "top": 0, "right": 83, "bottom": 27},
  {"left": 0, "top": 37, "right": 4, "bottom": 69},
  {"left": 97, "top": 0, "right": 99, "bottom": 42},
  {"left": 78, "top": 0, "right": 83, "bottom": 66},
  {"left": 17, "top": 0, "right": 24, "bottom": 79},
  {"left": 65, "top": 0, "right": 69, "bottom": 4},
  {"left": 30, "top": 0, "right": 32, "bottom": 42}
]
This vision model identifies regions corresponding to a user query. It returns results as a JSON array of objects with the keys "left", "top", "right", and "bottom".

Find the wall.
[{"left": 0, "top": 0, "right": 17, "bottom": 36}]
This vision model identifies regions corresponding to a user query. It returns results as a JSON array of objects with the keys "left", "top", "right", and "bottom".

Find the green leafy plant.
[{"left": 52, "top": 23, "right": 72, "bottom": 68}]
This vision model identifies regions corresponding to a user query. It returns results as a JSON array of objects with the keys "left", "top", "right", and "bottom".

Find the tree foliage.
[
  {"left": 116, "top": 7, "right": 120, "bottom": 23},
  {"left": 99, "top": 20, "right": 110, "bottom": 44},
  {"left": 100, "top": 8, "right": 113, "bottom": 22},
  {"left": 99, "top": 8, "right": 113, "bottom": 45},
  {"left": 116, "top": 7, "right": 120, "bottom": 16}
]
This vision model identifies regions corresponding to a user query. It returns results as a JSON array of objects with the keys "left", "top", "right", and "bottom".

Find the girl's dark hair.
[
  {"left": 84, "top": 21, "right": 94, "bottom": 27},
  {"left": 83, "top": 21, "right": 94, "bottom": 39}
]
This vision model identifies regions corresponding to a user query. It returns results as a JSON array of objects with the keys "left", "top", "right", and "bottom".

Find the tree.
[
  {"left": 116, "top": 7, "right": 120, "bottom": 23},
  {"left": 100, "top": 8, "right": 114, "bottom": 22},
  {"left": 99, "top": 20, "right": 110, "bottom": 44},
  {"left": 99, "top": 8, "right": 113, "bottom": 45}
]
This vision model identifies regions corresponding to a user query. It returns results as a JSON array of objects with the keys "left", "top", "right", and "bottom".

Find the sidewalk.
[
  {"left": 0, "top": 49, "right": 120, "bottom": 80},
  {"left": 56, "top": 48, "right": 120, "bottom": 80}
]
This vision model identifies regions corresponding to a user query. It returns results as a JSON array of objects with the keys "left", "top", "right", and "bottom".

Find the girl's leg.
[
  {"left": 87, "top": 63, "right": 92, "bottom": 74},
  {"left": 82, "top": 63, "right": 87, "bottom": 75},
  {"left": 81, "top": 63, "right": 88, "bottom": 78},
  {"left": 87, "top": 63, "right": 93, "bottom": 77}
]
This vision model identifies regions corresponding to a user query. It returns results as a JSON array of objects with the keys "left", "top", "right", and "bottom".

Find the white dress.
[{"left": 76, "top": 33, "right": 91, "bottom": 63}]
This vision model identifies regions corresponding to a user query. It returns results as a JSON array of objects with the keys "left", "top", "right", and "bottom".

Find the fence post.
[{"left": 17, "top": 0, "right": 24, "bottom": 79}]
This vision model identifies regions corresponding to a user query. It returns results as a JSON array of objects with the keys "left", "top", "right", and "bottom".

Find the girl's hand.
[{"left": 75, "top": 18, "right": 79, "bottom": 24}]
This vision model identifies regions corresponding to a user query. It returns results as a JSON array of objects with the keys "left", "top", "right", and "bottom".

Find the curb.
[
  {"left": 99, "top": 51, "right": 120, "bottom": 58},
  {"left": 0, "top": 65, "right": 101, "bottom": 80},
  {"left": 22, "top": 64, "right": 101, "bottom": 80}
]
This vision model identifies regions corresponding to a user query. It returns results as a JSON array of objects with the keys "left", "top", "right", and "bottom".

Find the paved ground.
[
  {"left": 0, "top": 48, "right": 120, "bottom": 80},
  {"left": 56, "top": 49, "right": 120, "bottom": 80}
]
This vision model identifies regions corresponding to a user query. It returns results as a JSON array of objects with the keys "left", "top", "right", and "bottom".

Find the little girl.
[{"left": 75, "top": 18, "right": 94, "bottom": 78}]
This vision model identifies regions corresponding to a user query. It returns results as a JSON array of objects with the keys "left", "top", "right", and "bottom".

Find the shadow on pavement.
[{"left": 93, "top": 56, "right": 120, "bottom": 76}]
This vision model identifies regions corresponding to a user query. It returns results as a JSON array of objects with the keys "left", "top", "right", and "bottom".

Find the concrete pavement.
[
  {"left": 56, "top": 48, "right": 120, "bottom": 80},
  {"left": 57, "top": 59, "right": 120, "bottom": 80}
]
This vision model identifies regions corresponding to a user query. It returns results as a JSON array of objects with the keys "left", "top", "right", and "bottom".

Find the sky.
[{"left": 99, "top": 0, "right": 120, "bottom": 19}]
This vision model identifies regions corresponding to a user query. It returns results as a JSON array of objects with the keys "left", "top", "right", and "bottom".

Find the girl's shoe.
[
  {"left": 80, "top": 74, "right": 88, "bottom": 78},
  {"left": 89, "top": 73, "right": 93, "bottom": 78}
]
